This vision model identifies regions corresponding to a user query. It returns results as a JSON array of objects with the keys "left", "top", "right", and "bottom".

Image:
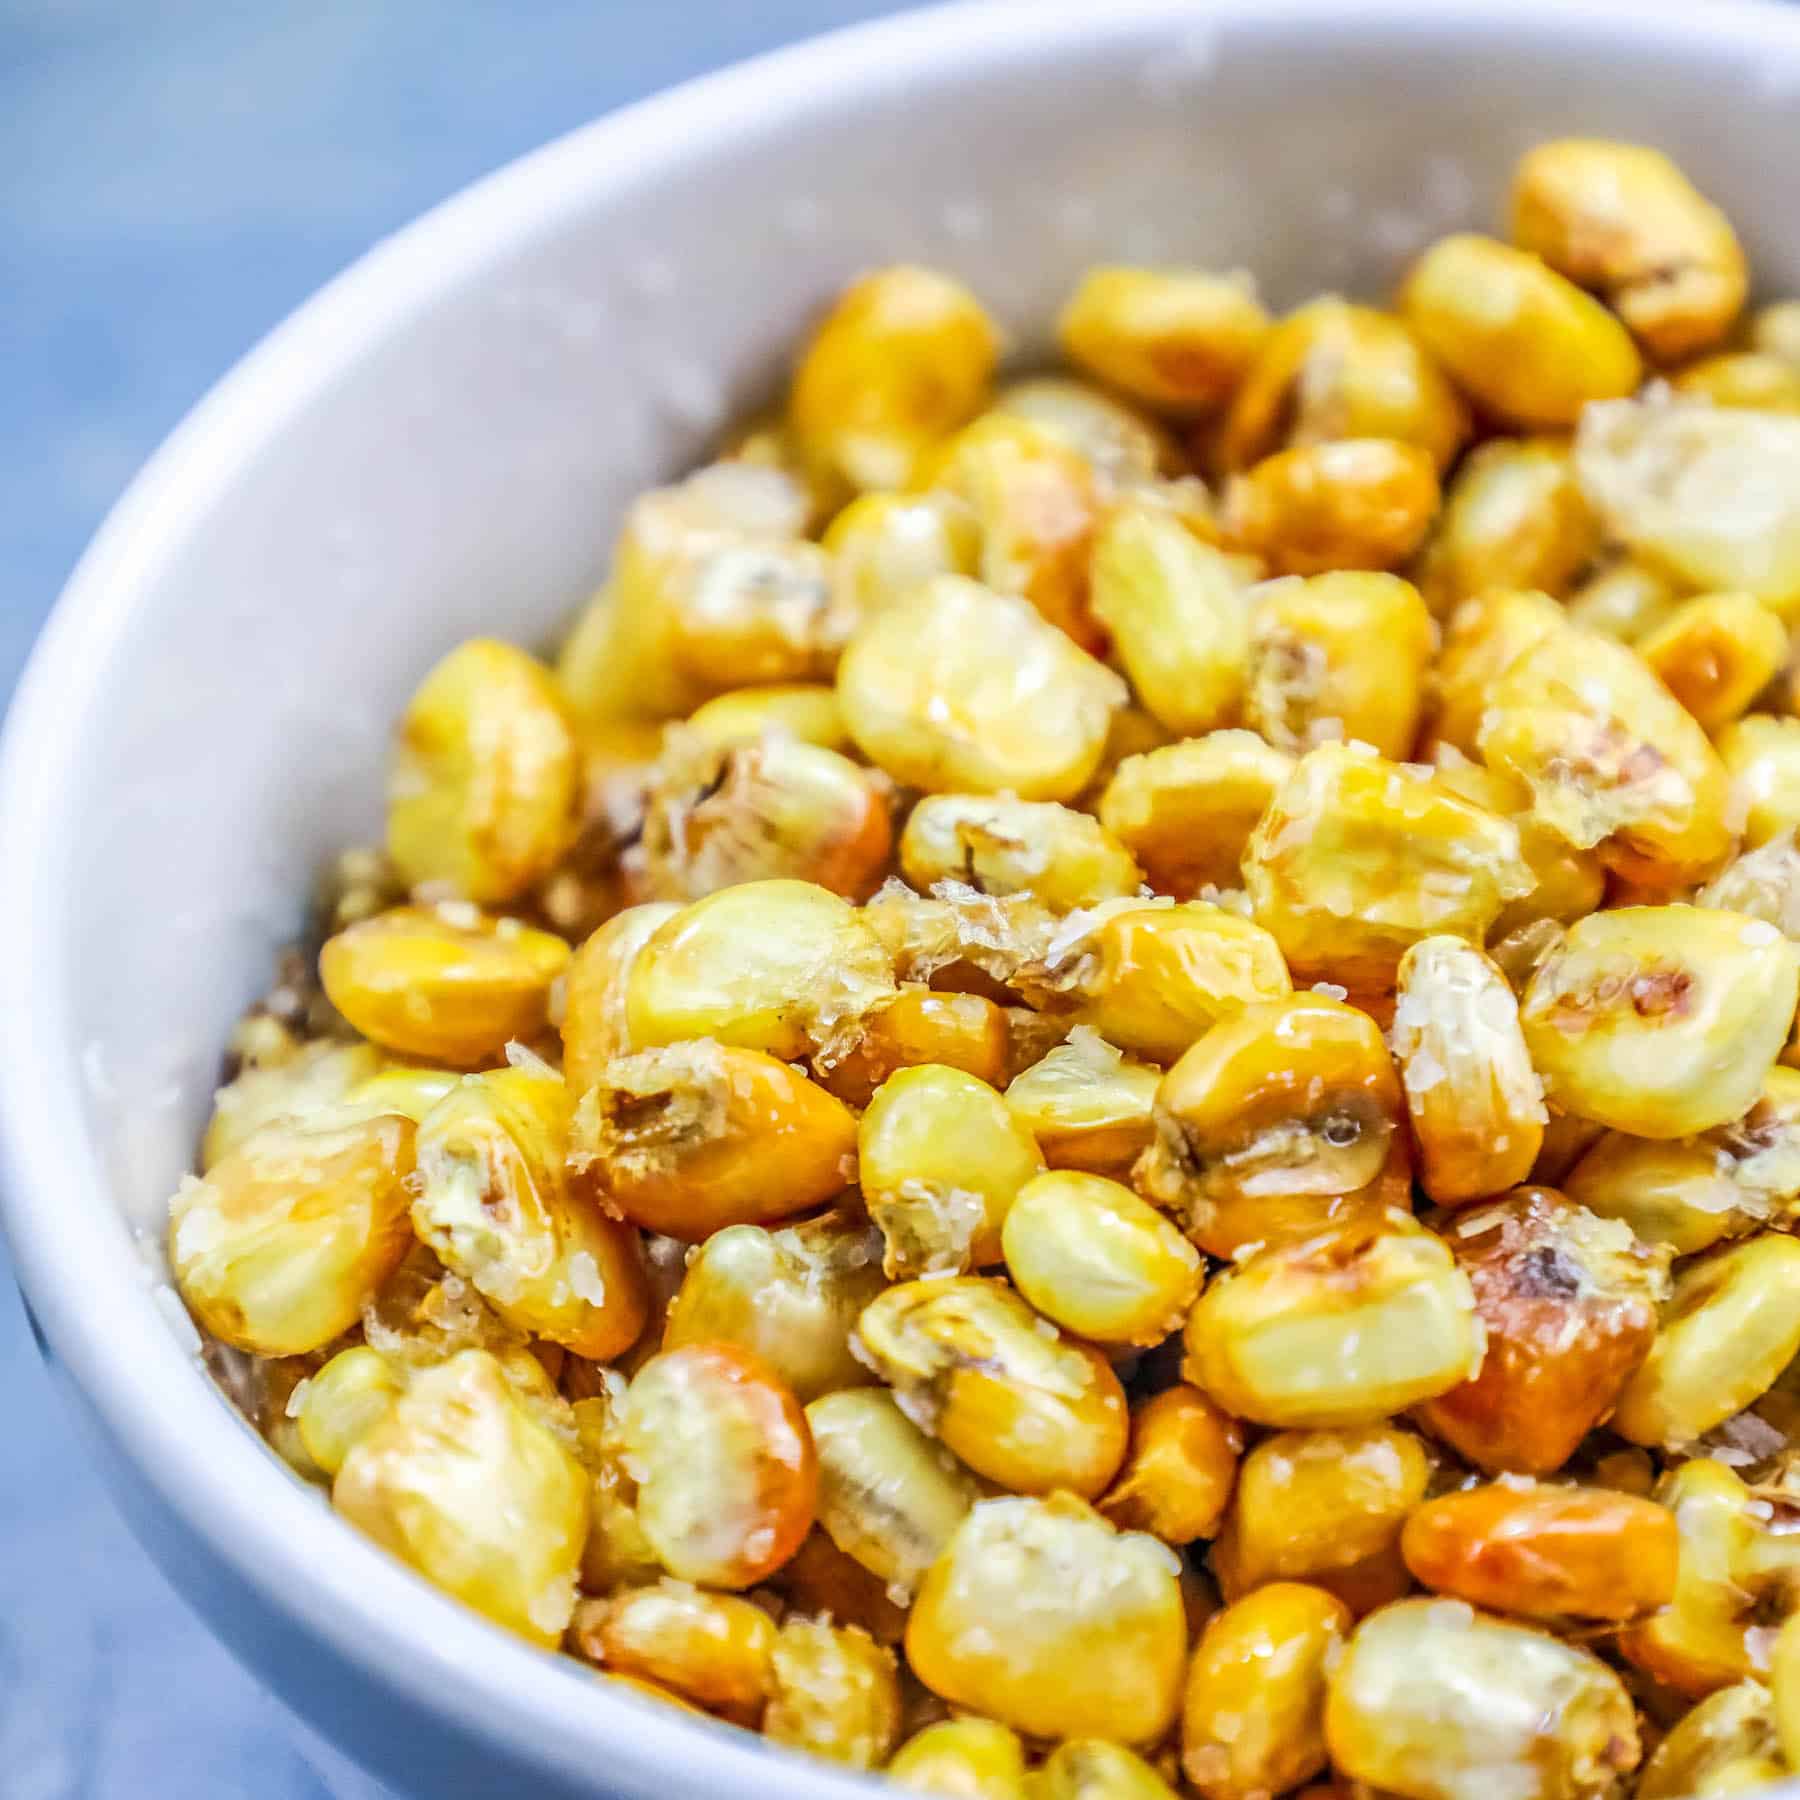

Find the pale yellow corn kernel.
[
  {"left": 387, "top": 638, "right": 579, "bottom": 904},
  {"left": 1776, "top": 1615, "right": 1800, "bottom": 1769},
  {"left": 1390, "top": 937, "right": 1546, "bottom": 1206},
  {"left": 169, "top": 1111, "right": 416, "bottom": 1357},
  {"left": 1004, "top": 1026, "right": 1161, "bottom": 1176},
  {"left": 852, "top": 1276, "right": 1127, "bottom": 1499},
  {"left": 341, "top": 1065, "right": 461, "bottom": 1126},
  {"left": 1182, "top": 1583, "right": 1351, "bottom": 1800},
  {"left": 717, "top": 404, "right": 840, "bottom": 530},
  {"left": 334, "top": 1348, "right": 589, "bottom": 1647},
  {"left": 1243, "top": 743, "right": 1532, "bottom": 991},
  {"left": 1613, "top": 1233, "right": 1800, "bottom": 1447},
  {"left": 1518, "top": 906, "right": 1797, "bottom": 1138},
  {"left": 862, "top": 879, "right": 1061, "bottom": 1003},
  {"left": 888, "top": 1717, "right": 1030, "bottom": 1799},
  {"left": 1088, "top": 501, "right": 1253, "bottom": 737},
  {"left": 992, "top": 376, "right": 1182, "bottom": 486},
  {"left": 319, "top": 904, "right": 571, "bottom": 1067},
  {"left": 763, "top": 1617, "right": 900, "bottom": 1768},
  {"left": 805, "top": 1387, "right": 981, "bottom": 1594},
  {"left": 1721, "top": 714, "right": 1800, "bottom": 846},
  {"left": 573, "top": 1580, "right": 775, "bottom": 1723},
  {"left": 625, "top": 878, "right": 896, "bottom": 1063},
  {"left": 1700, "top": 832, "right": 1800, "bottom": 938},
  {"left": 791, "top": 265, "right": 1000, "bottom": 495},
  {"left": 1756, "top": 302, "right": 1800, "bottom": 366},
  {"left": 1478, "top": 627, "right": 1734, "bottom": 887},
  {"left": 1000, "top": 1169, "right": 1200, "bottom": 1347},
  {"left": 1566, "top": 555, "right": 1687, "bottom": 644},
  {"left": 837, "top": 574, "right": 1125, "bottom": 801},
  {"left": 1098, "top": 1384, "right": 1241, "bottom": 1545},
  {"left": 1427, "top": 588, "right": 1567, "bottom": 759},
  {"left": 683, "top": 682, "right": 851, "bottom": 753},
  {"left": 1675, "top": 351, "right": 1800, "bottom": 414},
  {"left": 1575, "top": 398, "right": 1800, "bottom": 616},
  {"left": 1325, "top": 1598, "right": 1641, "bottom": 1799},
  {"left": 1225, "top": 440, "right": 1439, "bottom": 578},
  {"left": 1511, "top": 139, "right": 1747, "bottom": 362},
  {"left": 1034, "top": 1740, "right": 1180, "bottom": 1800},
  {"left": 201, "top": 1039, "right": 387, "bottom": 1170},
  {"left": 817, "top": 987, "right": 1011, "bottom": 1107},
  {"left": 1057, "top": 267, "right": 1270, "bottom": 417},
  {"left": 412, "top": 1061, "right": 647, "bottom": 1360},
  {"left": 901, "top": 794, "right": 1142, "bottom": 914},
  {"left": 672, "top": 537, "right": 849, "bottom": 692},
  {"left": 1640, "top": 1681, "right": 1785, "bottom": 1799},
  {"left": 567, "top": 1388, "right": 664, "bottom": 1595},
  {"left": 907, "top": 1494, "right": 1186, "bottom": 1744},
  {"left": 1400, "top": 233, "right": 1642, "bottom": 428},
  {"left": 559, "top": 902, "right": 681, "bottom": 1098},
  {"left": 296, "top": 1345, "right": 403, "bottom": 1478},
  {"left": 1181, "top": 1218, "right": 1480, "bottom": 1429},
  {"left": 824, "top": 489, "right": 982, "bottom": 628},
  {"left": 1245, "top": 570, "right": 1433, "bottom": 760},
  {"left": 1098, "top": 732, "right": 1292, "bottom": 898},
  {"left": 1639, "top": 593, "right": 1787, "bottom": 734},
  {"left": 1219, "top": 298, "right": 1468, "bottom": 473}
]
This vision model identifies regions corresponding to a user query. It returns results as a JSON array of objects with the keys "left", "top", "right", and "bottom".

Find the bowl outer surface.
[{"left": 6, "top": 1, "right": 1800, "bottom": 1794}]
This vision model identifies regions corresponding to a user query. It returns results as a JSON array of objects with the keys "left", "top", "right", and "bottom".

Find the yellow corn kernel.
[
  {"left": 341, "top": 1065, "right": 461, "bottom": 1126},
  {"left": 594, "top": 1671, "right": 706, "bottom": 1714},
  {"left": 1676, "top": 351, "right": 1800, "bottom": 414},
  {"left": 559, "top": 902, "right": 680, "bottom": 1098},
  {"left": 1519, "top": 907, "right": 1797, "bottom": 1138},
  {"left": 907, "top": 1493, "right": 1186, "bottom": 1743},
  {"left": 992, "top": 376, "right": 1181, "bottom": 486},
  {"left": 1182, "top": 1218, "right": 1480, "bottom": 1429},
  {"left": 1756, "top": 301, "right": 1800, "bottom": 366},
  {"left": 1035, "top": 1741, "right": 1180, "bottom": 1800},
  {"left": 296, "top": 1345, "right": 404, "bottom": 1478},
  {"left": 625, "top": 878, "right": 896, "bottom": 1063},
  {"left": 1057, "top": 267, "right": 1269, "bottom": 417},
  {"left": 1776, "top": 1614, "right": 1800, "bottom": 1770},
  {"left": 169, "top": 1111, "right": 416, "bottom": 1357},
  {"left": 1640, "top": 1681, "right": 1786, "bottom": 1799},
  {"left": 567, "top": 1386, "right": 664, "bottom": 1594},
  {"left": 1427, "top": 587, "right": 1566, "bottom": 758},
  {"left": 1575, "top": 398, "right": 1800, "bottom": 616},
  {"left": 1639, "top": 593, "right": 1787, "bottom": 734},
  {"left": 717, "top": 405, "right": 839, "bottom": 529},
  {"left": 791, "top": 265, "right": 1000, "bottom": 495},
  {"left": 334, "top": 1348, "right": 589, "bottom": 1647},
  {"left": 1325, "top": 1598, "right": 1641, "bottom": 1799},
  {"left": 1182, "top": 1583, "right": 1351, "bottom": 1800},
  {"left": 1243, "top": 744, "right": 1531, "bottom": 990},
  {"left": 1400, "top": 233, "right": 1642, "bottom": 428},
  {"left": 852, "top": 1276, "right": 1127, "bottom": 1499},
  {"left": 805, "top": 1387, "right": 981, "bottom": 1594},
  {"left": 387, "top": 638, "right": 579, "bottom": 904},
  {"left": 1088, "top": 502, "right": 1253, "bottom": 737},
  {"left": 201, "top": 1038, "right": 387, "bottom": 1170},
  {"left": 823, "top": 491, "right": 982, "bottom": 625},
  {"left": 574, "top": 1580, "right": 775, "bottom": 1723},
  {"left": 1099, "top": 1384, "right": 1242, "bottom": 1545},
  {"left": 1701, "top": 833, "right": 1800, "bottom": 938},
  {"left": 1566, "top": 554, "right": 1687, "bottom": 644},
  {"left": 1721, "top": 714, "right": 1800, "bottom": 846},
  {"left": 888, "top": 1717, "right": 1030, "bottom": 1799},
  {"left": 1000, "top": 1169, "right": 1200, "bottom": 1347},
  {"left": 1390, "top": 937, "right": 1546, "bottom": 1206},
  {"left": 1245, "top": 570, "right": 1433, "bottom": 760},
  {"left": 319, "top": 904, "right": 571, "bottom": 1066},
  {"left": 683, "top": 682, "right": 850, "bottom": 753},
  {"left": 1225, "top": 440, "right": 1438, "bottom": 577},
  {"left": 411, "top": 1061, "right": 647, "bottom": 1360},
  {"left": 1004, "top": 1026, "right": 1160, "bottom": 1176},
  {"left": 763, "top": 1617, "right": 900, "bottom": 1769},
  {"left": 1098, "top": 732, "right": 1292, "bottom": 898},
  {"left": 817, "top": 987, "right": 1010, "bottom": 1108},
  {"left": 837, "top": 574, "right": 1125, "bottom": 801},
  {"left": 573, "top": 1040, "right": 856, "bottom": 1241},
  {"left": 1512, "top": 139, "right": 1746, "bottom": 362},
  {"left": 1220, "top": 298, "right": 1468, "bottom": 473},
  {"left": 900, "top": 793, "right": 1141, "bottom": 914},
  {"left": 862, "top": 880, "right": 1060, "bottom": 1003},
  {"left": 1613, "top": 1233, "right": 1800, "bottom": 1447}
]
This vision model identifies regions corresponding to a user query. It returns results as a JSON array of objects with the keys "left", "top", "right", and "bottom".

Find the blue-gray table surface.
[{"left": 0, "top": 6, "right": 907, "bottom": 1794}]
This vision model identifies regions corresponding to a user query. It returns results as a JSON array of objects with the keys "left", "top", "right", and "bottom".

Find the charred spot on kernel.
[
  {"left": 609, "top": 1089, "right": 676, "bottom": 1134},
  {"left": 1515, "top": 1243, "right": 1582, "bottom": 1299},
  {"left": 1628, "top": 967, "right": 1695, "bottom": 1018},
  {"left": 1321, "top": 1113, "right": 1365, "bottom": 1149}
]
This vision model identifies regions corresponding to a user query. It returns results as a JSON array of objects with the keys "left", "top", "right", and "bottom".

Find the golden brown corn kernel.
[
  {"left": 907, "top": 1493, "right": 1186, "bottom": 1744},
  {"left": 1391, "top": 938, "right": 1546, "bottom": 1206},
  {"left": 900, "top": 794, "right": 1141, "bottom": 913},
  {"left": 1088, "top": 502, "right": 1253, "bottom": 737},
  {"left": 1058, "top": 267, "right": 1269, "bottom": 417},
  {"left": 817, "top": 988, "right": 1010, "bottom": 1108},
  {"left": 295, "top": 1345, "right": 403, "bottom": 1478},
  {"left": 1098, "top": 1384, "right": 1242, "bottom": 1545},
  {"left": 1640, "top": 1681, "right": 1786, "bottom": 1799},
  {"left": 1518, "top": 907, "right": 1797, "bottom": 1137},
  {"left": 1512, "top": 139, "right": 1747, "bottom": 362},
  {"left": 1427, "top": 587, "right": 1566, "bottom": 759},
  {"left": 762, "top": 1617, "right": 900, "bottom": 1768},
  {"left": 320, "top": 904, "right": 572, "bottom": 1066},
  {"left": 992, "top": 376, "right": 1182, "bottom": 486},
  {"left": 335, "top": 1348, "right": 588, "bottom": 1646},
  {"left": 888, "top": 1717, "right": 1030, "bottom": 1798},
  {"left": 625, "top": 878, "right": 896, "bottom": 1062},
  {"left": 619, "top": 1342, "right": 816, "bottom": 1589},
  {"left": 201, "top": 1039, "right": 387, "bottom": 1171},
  {"left": 1325, "top": 1598, "right": 1641, "bottom": 1799},
  {"left": 1182, "top": 1583, "right": 1351, "bottom": 1800},
  {"left": 572, "top": 1040, "right": 856, "bottom": 1241},
  {"left": 852, "top": 1276, "right": 1127, "bottom": 1499},
  {"left": 170, "top": 1111, "right": 416, "bottom": 1357},
  {"left": 775, "top": 1528, "right": 908, "bottom": 1646},
  {"left": 1004, "top": 1026, "right": 1160, "bottom": 1176},
  {"left": 1001, "top": 1170, "right": 1201, "bottom": 1347},
  {"left": 1182, "top": 1219, "right": 1480, "bottom": 1429},
  {"left": 805, "top": 1387, "right": 981, "bottom": 1594},
  {"left": 1415, "top": 1185, "right": 1665, "bottom": 1474},
  {"left": 1098, "top": 732, "right": 1292, "bottom": 898},
  {"left": 574, "top": 1580, "right": 775, "bottom": 1723},
  {"left": 1035, "top": 1741, "right": 1180, "bottom": 1800},
  {"left": 1400, "top": 1483, "right": 1678, "bottom": 1621},
  {"left": 1675, "top": 351, "right": 1800, "bottom": 414},
  {"left": 1220, "top": 299, "right": 1467, "bottom": 473},
  {"left": 838, "top": 575, "right": 1125, "bottom": 801},
  {"left": 1243, "top": 744, "right": 1532, "bottom": 990},
  {"left": 1638, "top": 592, "right": 1787, "bottom": 733},
  {"left": 683, "top": 682, "right": 850, "bottom": 753},
  {"left": 387, "top": 638, "right": 579, "bottom": 904},
  {"left": 1226, "top": 441, "right": 1438, "bottom": 577},
  {"left": 791, "top": 265, "right": 1000, "bottom": 495},
  {"left": 595, "top": 1670, "right": 706, "bottom": 1714},
  {"left": 1245, "top": 570, "right": 1433, "bottom": 760},
  {"left": 559, "top": 902, "right": 681, "bottom": 1098},
  {"left": 1400, "top": 233, "right": 1643, "bottom": 427},
  {"left": 823, "top": 491, "right": 982, "bottom": 624},
  {"left": 1566, "top": 554, "right": 1687, "bottom": 644},
  {"left": 1721, "top": 714, "right": 1800, "bottom": 846}
]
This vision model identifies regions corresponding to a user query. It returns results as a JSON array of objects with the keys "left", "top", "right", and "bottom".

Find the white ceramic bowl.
[{"left": 8, "top": 2, "right": 1800, "bottom": 1794}]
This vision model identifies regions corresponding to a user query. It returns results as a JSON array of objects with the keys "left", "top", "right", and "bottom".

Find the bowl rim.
[{"left": 8, "top": 0, "right": 1800, "bottom": 1792}]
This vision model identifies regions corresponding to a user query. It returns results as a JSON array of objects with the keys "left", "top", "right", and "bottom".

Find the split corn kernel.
[
  {"left": 559, "top": 902, "right": 681, "bottom": 1098},
  {"left": 1566, "top": 555, "right": 1686, "bottom": 644},
  {"left": 1003, "top": 1026, "right": 1161, "bottom": 1176},
  {"left": 1675, "top": 350, "right": 1800, "bottom": 413},
  {"left": 823, "top": 491, "right": 982, "bottom": 623},
  {"left": 1700, "top": 832, "right": 1800, "bottom": 939},
  {"left": 900, "top": 794, "right": 1142, "bottom": 912},
  {"left": 888, "top": 1717, "right": 1030, "bottom": 1798},
  {"left": 1226, "top": 440, "right": 1439, "bottom": 577},
  {"left": 1035, "top": 1742, "right": 1181, "bottom": 1800},
  {"left": 762, "top": 1617, "right": 901, "bottom": 1769},
  {"left": 1098, "top": 1384, "right": 1242, "bottom": 1545},
  {"left": 575, "top": 1580, "right": 775, "bottom": 1723},
  {"left": 906, "top": 1493, "right": 1187, "bottom": 1744},
  {"left": 992, "top": 376, "right": 1181, "bottom": 486},
  {"left": 816, "top": 987, "right": 1010, "bottom": 1107},
  {"left": 295, "top": 1345, "right": 403, "bottom": 1478},
  {"left": 1638, "top": 1681, "right": 1787, "bottom": 1800},
  {"left": 1638, "top": 593, "right": 1786, "bottom": 734},
  {"left": 319, "top": 903, "right": 572, "bottom": 1066},
  {"left": 1720, "top": 714, "right": 1800, "bottom": 847},
  {"left": 862, "top": 880, "right": 1059, "bottom": 1003},
  {"left": 334, "top": 1348, "right": 589, "bottom": 1647},
  {"left": 200, "top": 1038, "right": 386, "bottom": 1171}
]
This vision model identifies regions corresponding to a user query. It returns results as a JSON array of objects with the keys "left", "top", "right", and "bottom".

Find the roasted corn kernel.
[
  {"left": 1638, "top": 1681, "right": 1787, "bottom": 1799},
  {"left": 1675, "top": 350, "right": 1800, "bottom": 414},
  {"left": 559, "top": 902, "right": 681, "bottom": 1097},
  {"left": 1720, "top": 714, "right": 1800, "bottom": 846},
  {"left": 823, "top": 491, "right": 982, "bottom": 623},
  {"left": 1426, "top": 587, "right": 1566, "bottom": 759},
  {"left": 341, "top": 1064, "right": 461, "bottom": 1126},
  {"left": 861, "top": 880, "right": 1061, "bottom": 1003},
  {"left": 574, "top": 1580, "right": 775, "bottom": 1723},
  {"left": 762, "top": 1617, "right": 901, "bottom": 1768},
  {"left": 1035, "top": 1741, "right": 1181, "bottom": 1800},
  {"left": 683, "top": 682, "right": 850, "bottom": 752},
  {"left": 1098, "top": 1384, "right": 1242, "bottom": 1545},
  {"left": 1226, "top": 441, "right": 1438, "bottom": 577},
  {"left": 900, "top": 794, "right": 1141, "bottom": 912},
  {"left": 1638, "top": 593, "right": 1787, "bottom": 734},
  {"left": 887, "top": 1717, "right": 1030, "bottom": 1798},
  {"left": 816, "top": 987, "right": 1010, "bottom": 1108},
  {"left": 1566, "top": 554, "right": 1687, "bottom": 644},
  {"left": 775, "top": 1528, "right": 909, "bottom": 1647},
  {"left": 1003, "top": 1026, "right": 1161, "bottom": 1176},
  {"left": 295, "top": 1344, "right": 403, "bottom": 1478},
  {"left": 1701, "top": 832, "right": 1800, "bottom": 938},
  {"left": 200, "top": 1038, "right": 386, "bottom": 1170},
  {"left": 992, "top": 376, "right": 1181, "bottom": 486}
]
